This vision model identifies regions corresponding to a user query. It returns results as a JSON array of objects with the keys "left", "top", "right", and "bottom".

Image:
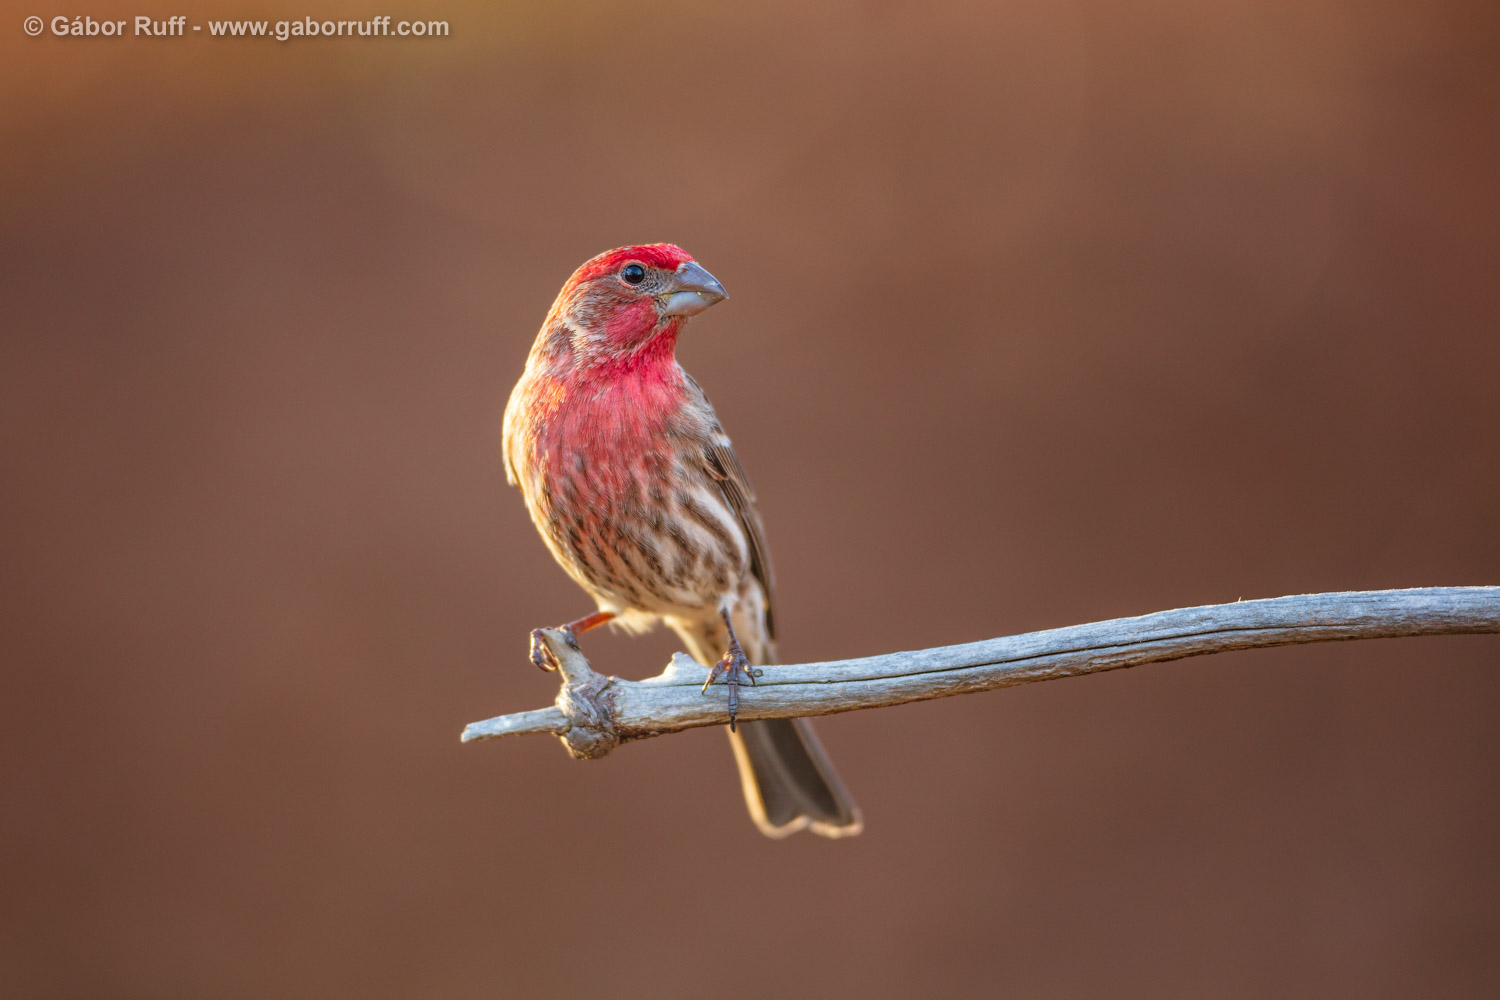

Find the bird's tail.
[
  {"left": 728, "top": 717, "right": 863, "bottom": 838},
  {"left": 674, "top": 615, "right": 862, "bottom": 839}
]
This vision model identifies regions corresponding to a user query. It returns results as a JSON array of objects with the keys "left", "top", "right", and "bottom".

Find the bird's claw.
[
  {"left": 529, "top": 627, "right": 576, "bottom": 671},
  {"left": 700, "top": 645, "right": 762, "bottom": 731}
]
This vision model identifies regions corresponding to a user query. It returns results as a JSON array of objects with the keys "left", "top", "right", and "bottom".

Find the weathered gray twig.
[{"left": 461, "top": 587, "right": 1500, "bottom": 760}]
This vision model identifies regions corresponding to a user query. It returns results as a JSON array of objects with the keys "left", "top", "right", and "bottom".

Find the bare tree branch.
[{"left": 461, "top": 587, "right": 1500, "bottom": 760}]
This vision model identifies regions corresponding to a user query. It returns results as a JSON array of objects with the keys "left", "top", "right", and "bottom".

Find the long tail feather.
[{"left": 672, "top": 614, "right": 862, "bottom": 838}]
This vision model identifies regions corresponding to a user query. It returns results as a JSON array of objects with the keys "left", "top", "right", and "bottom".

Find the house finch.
[{"left": 502, "top": 244, "right": 861, "bottom": 838}]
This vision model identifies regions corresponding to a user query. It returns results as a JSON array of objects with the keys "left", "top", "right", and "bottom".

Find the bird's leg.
[
  {"left": 530, "top": 610, "right": 615, "bottom": 671},
  {"left": 699, "top": 608, "right": 763, "bottom": 731}
]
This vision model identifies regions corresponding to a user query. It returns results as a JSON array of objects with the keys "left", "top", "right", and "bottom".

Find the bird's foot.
[
  {"left": 527, "top": 611, "right": 615, "bottom": 671},
  {"left": 529, "top": 626, "right": 581, "bottom": 671},
  {"left": 700, "top": 640, "right": 762, "bottom": 731}
]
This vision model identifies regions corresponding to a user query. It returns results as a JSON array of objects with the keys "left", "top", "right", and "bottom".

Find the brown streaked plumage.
[{"left": 502, "top": 244, "right": 861, "bottom": 838}]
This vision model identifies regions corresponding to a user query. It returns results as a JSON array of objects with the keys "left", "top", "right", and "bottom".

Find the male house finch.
[{"left": 502, "top": 244, "right": 861, "bottom": 838}]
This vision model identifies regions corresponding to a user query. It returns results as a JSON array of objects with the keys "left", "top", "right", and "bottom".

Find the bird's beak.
[{"left": 658, "top": 261, "right": 728, "bottom": 317}]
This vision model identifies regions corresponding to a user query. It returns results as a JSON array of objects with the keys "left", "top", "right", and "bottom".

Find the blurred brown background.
[{"left": 2, "top": 0, "right": 1497, "bottom": 996}]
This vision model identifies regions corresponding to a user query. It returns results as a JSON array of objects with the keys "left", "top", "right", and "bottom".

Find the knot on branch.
[{"left": 540, "top": 629, "right": 621, "bottom": 760}]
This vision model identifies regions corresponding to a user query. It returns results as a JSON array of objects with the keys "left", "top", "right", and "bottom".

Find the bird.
[{"left": 502, "top": 243, "right": 862, "bottom": 838}]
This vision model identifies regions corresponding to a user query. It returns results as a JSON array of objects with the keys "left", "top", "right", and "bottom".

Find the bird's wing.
[{"left": 686, "top": 375, "right": 777, "bottom": 640}]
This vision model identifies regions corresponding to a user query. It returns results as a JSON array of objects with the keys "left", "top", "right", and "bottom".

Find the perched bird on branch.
[{"left": 502, "top": 244, "right": 861, "bottom": 838}]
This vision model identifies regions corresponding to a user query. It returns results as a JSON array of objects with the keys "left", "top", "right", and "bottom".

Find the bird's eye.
[{"left": 621, "top": 263, "right": 646, "bottom": 285}]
